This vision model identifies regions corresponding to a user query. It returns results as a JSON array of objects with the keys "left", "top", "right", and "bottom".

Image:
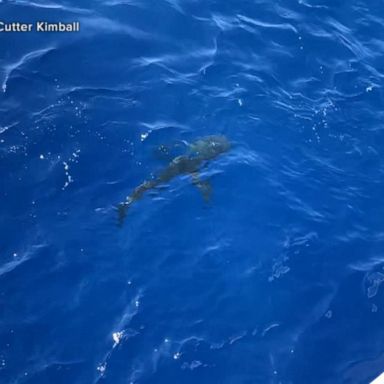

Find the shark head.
[{"left": 189, "top": 135, "right": 231, "bottom": 160}]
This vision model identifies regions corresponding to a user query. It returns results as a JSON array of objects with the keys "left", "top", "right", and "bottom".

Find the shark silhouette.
[{"left": 117, "top": 135, "right": 231, "bottom": 225}]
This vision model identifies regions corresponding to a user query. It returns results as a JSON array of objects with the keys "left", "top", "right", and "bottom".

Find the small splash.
[
  {"left": 366, "top": 272, "right": 384, "bottom": 298},
  {"left": 269, "top": 255, "right": 290, "bottom": 282},
  {"left": 262, "top": 323, "right": 280, "bottom": 337},
  {"left": 112, "top": 331, "right": 124, "bottom": 346},
  {"left": 181, "top": 360, "right": 203, "bottom": 370},
  {"left": 62, "top": 149, "right": 81, "bottom": 190},
  {"left": 62, "top": 162, "right": 73, "bottom": 190},
  {"left": 96, "top": 362, "right": 107, "bottom": 376},
  {"left": 228, "top": 331, "right": 247, "bottom": 345}
]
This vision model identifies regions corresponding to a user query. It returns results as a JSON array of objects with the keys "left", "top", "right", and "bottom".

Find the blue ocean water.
[{"left": 1, "top": 0, "right": 384, "bottom": 383}]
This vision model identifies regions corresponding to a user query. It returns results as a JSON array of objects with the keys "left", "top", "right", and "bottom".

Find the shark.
[{"left": 117, "top": 135, "right": 231, "bottom": 225}]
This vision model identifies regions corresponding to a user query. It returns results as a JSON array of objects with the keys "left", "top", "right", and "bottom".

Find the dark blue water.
[{"left": 1, "top": 1, "right": 384, "bottom": 383}]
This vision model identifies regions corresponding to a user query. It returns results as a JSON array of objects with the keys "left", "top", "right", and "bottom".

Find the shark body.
[{"left": 117, "top": 135, "right": 230, "bottom": 224}]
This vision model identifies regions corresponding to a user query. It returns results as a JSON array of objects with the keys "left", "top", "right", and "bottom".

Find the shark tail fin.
[{"left": 117, "top": 198, "right": 133, "bottom": 227}]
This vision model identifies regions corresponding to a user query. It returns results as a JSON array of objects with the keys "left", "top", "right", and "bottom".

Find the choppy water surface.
[{"left": 1, "top": 1, "right": 384, "bottom": 383}]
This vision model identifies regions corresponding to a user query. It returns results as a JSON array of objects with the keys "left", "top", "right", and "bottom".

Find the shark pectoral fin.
[
  {"left": 191, "top": 173, "right": 212, "bottom": 202},
  {"left": 197, "top": 180, "right": 213, "bottom": 202}
]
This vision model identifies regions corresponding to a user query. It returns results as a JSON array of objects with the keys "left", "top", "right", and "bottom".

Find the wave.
[{"left": 1, "top": 47, "right": 56, "bottom": 93}]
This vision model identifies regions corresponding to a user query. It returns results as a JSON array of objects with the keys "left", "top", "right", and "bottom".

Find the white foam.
[{"left": 371, "top": 372, "right": 384, "bottom": 384}]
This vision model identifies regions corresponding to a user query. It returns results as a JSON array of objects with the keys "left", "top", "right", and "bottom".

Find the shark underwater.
[{"left": 117, "top": 135, "right": 231, "bottom": 225}]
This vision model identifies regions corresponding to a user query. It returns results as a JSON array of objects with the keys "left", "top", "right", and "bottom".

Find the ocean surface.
[{"left": 1, "top": 0, "right": 384, "bottom": 383}]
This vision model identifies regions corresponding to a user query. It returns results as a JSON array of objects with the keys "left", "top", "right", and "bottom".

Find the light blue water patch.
[{"left": 1, "top": 0, "right": 384, "bottom": 383}]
